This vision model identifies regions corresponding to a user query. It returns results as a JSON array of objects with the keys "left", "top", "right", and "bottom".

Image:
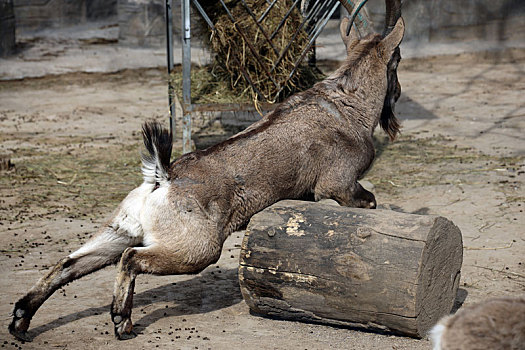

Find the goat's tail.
[{"left": 141, "top": 121, "right": 172, "bottom": 187}]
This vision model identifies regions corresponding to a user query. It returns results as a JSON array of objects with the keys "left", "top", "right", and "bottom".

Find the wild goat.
[
  {"left": 9, "top": 0, "right": 405, "bottom": 341},
  {"left": 430, "top": 296, "right": 525, "bottom": 350}
]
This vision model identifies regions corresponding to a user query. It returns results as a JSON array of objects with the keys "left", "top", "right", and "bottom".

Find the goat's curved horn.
[
  {"left": 340, "top": 0, "right": 370, "bottom": 36},
  {"left": 338, "top": 0, "right": 402, "bottom": 37},
  {"left": 383, "top": 0, "right": 402, "bottom": 37}
]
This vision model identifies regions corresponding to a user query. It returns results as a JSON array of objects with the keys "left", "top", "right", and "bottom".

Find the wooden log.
[{"left": 239, "top": 200, "right": 463, "bottom": 338}]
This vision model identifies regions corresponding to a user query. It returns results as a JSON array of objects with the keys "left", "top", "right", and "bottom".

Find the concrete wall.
[
  {"left": 5, "top": 0, "right": 525, "bottom": 49},
  {"left": 0, "top": 0, "right": 16, "bottom": 57},
  {"left": 366, "top": 0, "right": 525, "bottom": 43},
  {"left": 117, "top": 0, "right": 525, "bottom": 47},
  {"left": 12, "top": 0, "right": 117, "bottom": 32},
  {"left": 117, "top": 0, "right": 207, "bottom": 47},
  {"left": 117, "top": 0, "right": 165, "bottom": 46}
]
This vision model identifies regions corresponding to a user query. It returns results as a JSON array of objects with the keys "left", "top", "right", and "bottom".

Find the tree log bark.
[{"left": 239, "top": 200, "right": 463, "bottom": 338}]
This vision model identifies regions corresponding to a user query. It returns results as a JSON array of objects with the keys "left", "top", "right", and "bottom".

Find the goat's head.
[{"left": 338, "top": 0, "right": 404, "bottom": 140}]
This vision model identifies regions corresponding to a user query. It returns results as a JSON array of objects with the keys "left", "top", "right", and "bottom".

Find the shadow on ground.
[{"left": 24, "top": 268, "right": 242, "bottom": 340}]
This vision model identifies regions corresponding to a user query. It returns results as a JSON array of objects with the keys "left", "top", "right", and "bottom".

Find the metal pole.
[
  {"left": 181, "top": 0, "right": 192, "bottom": 154},
  {"left": 165, "top": 0, "right": 176, "bottom": 140}
]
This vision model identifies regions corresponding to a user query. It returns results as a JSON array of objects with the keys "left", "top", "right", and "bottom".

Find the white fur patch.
[
  {"left": 429, "top": 322, "right": 446, "bottom": 350},
  {"left": 141, "top": 144, "right": 169, "bottom": 187},
  {"left": 114, "top": 183, "right": 154, "bottom": 238},
  {"left": 69, "top": 179, "right": 171, "bottom": 261},
  {"left": 140, "top": 186, "right": 170, "bottom": 246},
  {"left": 141, "top": 155, "right": 157, "bottom": 184},
  {"left": 69, "top": 229, "right": 136, "bottom": 260}
]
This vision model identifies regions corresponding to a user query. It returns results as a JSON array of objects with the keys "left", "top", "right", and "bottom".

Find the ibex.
[
  {"left": 9, "top": 0, "right": 404, "bottom": 341},
  {"left": 430, "top": 296, "right": 525, "bottom": 350}
]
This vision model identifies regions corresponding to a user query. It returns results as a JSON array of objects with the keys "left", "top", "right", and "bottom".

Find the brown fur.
[
  {"left": 169, "top": 19, "right": 405, "bottom": 236},
  {"left": 9, "top": 18, "right": 405, "bottom": 341},
  {"left": 431, "top": 296, "right": 525, "bottom": 350}
]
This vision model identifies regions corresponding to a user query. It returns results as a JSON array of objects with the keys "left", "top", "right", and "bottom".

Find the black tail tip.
[{"left": 141, "top": 121, "right": 173, "bottom": 169}]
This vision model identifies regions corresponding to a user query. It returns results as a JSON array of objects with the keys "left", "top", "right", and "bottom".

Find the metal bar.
[
  {"left": 257, "top": 0, "right": 278, "bottom": 23},
  {"left": 307, "top": 0, "right": 337, "bottom": 36},
  {"left": 310, "top": 3, "right": 341, "bottom": 50},
  {"left": 269, "top": 0, "right": 301, "bottom": 40},
  {"left": 282, "top": 2, "right": 340, "bottom": 86},
  {"left": 337, "top": 0, "right": 371, "bottom": 36},
  {"left": 304, "top": 0, "right": 333, "bottom": 35},
  {"left": 186, "top": 0, "right": 341, "bottom": 105},
  {"left": 218, "top": 0, "right": 280, "bottom": 90},
  {"left": 270, "top": 0, "right": 332, "bottom": 73},
  {"left": 305, "top": 1, "right": 333, "bottom": 36},
  {"left": 165, "top": 0, "right": 176, "bottom": 140},
  {"left": 276, "top": 2, "right": 341, "bottom": 98},
  {"left": 269, "top": 0, "right": 326, "bottom": 73},
  {"left": 240, "top": 0, "right": 280, "bottom": 57},
  {"left": 181, "top": 0, "right": 192, "bottom": 154},
  {"left": 192, "top": 0, "right": 215, "bottom": 30},
  {"left": 344, "top": 0, "right": 369, "bottom": 35},
  {"left": 191, "top": 102, "right": 276, "bottom": 112}
]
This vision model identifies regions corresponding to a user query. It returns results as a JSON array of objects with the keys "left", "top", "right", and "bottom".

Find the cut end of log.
[{"left": 416, "top": 217, "right": 463, "bottom": 335}]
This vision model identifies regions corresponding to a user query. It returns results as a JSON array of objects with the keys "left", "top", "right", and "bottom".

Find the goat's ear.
[
  {"left": 340, "top": 17, "right": 359, "bottom": 48},
  {"left": 378, "top": 17, "right": 405, "bottom": 58}
]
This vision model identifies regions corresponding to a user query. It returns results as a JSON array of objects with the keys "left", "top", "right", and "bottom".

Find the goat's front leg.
[
  {"left": 350, "top": 181, "right": 376, "bottom": 209},
  {"left": 111, "top": 243, "right": 221, "bottom": 340},
  {"left": 315, "top": 180, "right": 376, "bottom": 209}
]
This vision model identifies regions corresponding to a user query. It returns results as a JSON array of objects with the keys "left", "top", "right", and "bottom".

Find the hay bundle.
[{"left": 199, "top": 0, "right": 324, "bottom": 103}]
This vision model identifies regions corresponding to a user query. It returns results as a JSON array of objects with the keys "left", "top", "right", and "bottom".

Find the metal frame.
[
  {"left": 165, "top": 0, "right": 175, "bottom": 141},
  {"left": 166, "top": 0, "right": 356, "bottom": 154},
  {"left": 181, "top": 0, "right": 192, "bottom": 154}
]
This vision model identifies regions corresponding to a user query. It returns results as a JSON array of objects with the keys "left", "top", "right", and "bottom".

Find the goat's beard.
[
  {"left": 380, "top": 66, "right": 401, "bottom": 141},
  {"left": 380, "top": 46, "right": 402, "bottom": 141},
  {"left": 380, "top": 94, "right": 400, "bottom": 141}
]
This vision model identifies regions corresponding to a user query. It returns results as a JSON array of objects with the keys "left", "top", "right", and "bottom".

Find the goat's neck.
[{"left": 315, "top": 73, "right": 385, "bottom": 134}]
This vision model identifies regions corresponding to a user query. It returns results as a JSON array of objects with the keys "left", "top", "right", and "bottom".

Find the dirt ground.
[{"left": 0, "top": 47, "right": 524, "bottom": 350}]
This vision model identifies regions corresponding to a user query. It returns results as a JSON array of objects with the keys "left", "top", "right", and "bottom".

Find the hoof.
[
  {"left": 117, "top": 329, "right": 137, "bottom": 340},
  {"left": 8, "top": 317, "right": 32, "bottom": 342},
  {"left": 113, "top": 316, "right": 136, "bottom": 340}
]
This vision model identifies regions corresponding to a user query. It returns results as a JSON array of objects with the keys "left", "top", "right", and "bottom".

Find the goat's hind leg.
[
  {"left": 111, "top": 242, "right": 221, "bottom": 340},
  {"left": 9, "top": 227, "right": 133, "bottom": 341}
]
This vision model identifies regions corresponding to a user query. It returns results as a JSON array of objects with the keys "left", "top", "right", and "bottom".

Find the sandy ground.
[{"left": 0, "top": 37, "right": 524, "bottom": 349}]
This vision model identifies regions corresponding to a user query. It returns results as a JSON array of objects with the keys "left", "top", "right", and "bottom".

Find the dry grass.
[
  {"left": 0, "top": 138, "right": 182, "bottom": 224},
  {"left": 195, "top": 0, "right": 324, "bottom": 103},
  {"left": 170, "top": 65, "right": 250, "bottom": 105},
  {"left": 368, "top": 134, "right": 523, "bottom": 196}
]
